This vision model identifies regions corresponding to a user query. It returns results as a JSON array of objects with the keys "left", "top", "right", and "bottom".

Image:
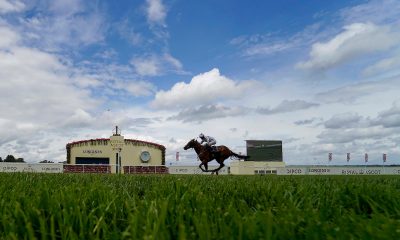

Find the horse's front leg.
[{"left": 198, "top": 162, "right": 206, "bottom": 172}]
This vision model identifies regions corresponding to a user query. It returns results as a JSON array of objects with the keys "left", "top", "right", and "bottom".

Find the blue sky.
[{"left": 0, "top": 0, "right": 400, "bottom": 165}]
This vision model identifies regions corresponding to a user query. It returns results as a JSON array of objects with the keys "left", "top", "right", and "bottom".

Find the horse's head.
[{"left": 183, "top": 139, "right": 197, "bottom": 150}]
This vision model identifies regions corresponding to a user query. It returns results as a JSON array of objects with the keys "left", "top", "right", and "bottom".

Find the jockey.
[{"left": 199, "top": 133, "right": 217, "bottom": 152}]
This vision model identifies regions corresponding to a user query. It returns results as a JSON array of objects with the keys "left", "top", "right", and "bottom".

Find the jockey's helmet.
[{"left": 199, "top": 133, "right": 204, "bottom": 138}]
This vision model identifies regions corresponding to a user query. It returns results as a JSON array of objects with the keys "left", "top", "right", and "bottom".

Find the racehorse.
[{"left": 183, "top": 139, "right": 250, "bottom": 175}]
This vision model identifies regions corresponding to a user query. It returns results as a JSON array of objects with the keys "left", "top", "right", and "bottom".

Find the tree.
[
  {"left": 4, "top": 155, "right": 16, "bottom": 162},
  {"left": 39, "top": 160, "right": 54, "bottom": 163},
  {"left": 3, "top": 155, "right": 25, "bottom": 162},
  {"left": 0, "top": 157, "right": 2, "bottom": 162}
]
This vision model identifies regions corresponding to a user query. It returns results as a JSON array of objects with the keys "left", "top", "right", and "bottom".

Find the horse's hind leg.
[{"left": 212, "top": 162, "right": 225, "bottom": 174}]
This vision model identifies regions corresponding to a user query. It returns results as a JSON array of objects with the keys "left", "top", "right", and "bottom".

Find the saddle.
[{"left": 205, "top": 145, "right": 219, "bottom": 158}]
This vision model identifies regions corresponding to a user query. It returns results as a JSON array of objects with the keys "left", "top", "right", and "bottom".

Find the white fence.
[
  {"left": 169, "top": 165, "right": 229, "bottom": 175},
  {"left": 278, "top": 166, "right": 400, "bottom": 175},
  {"left": 0, "top": 163, "right": 63, "bottom": 173},
  {"left": 1, "top": 162, "right": 400, "bottom": 175}
]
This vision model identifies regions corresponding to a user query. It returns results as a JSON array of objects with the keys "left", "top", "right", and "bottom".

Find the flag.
[
  {"left": 176, "top": 152, "right": 179, "bottom": 161},
  {"left": 383, "top": 153, "right": 387, "bottom": 162},
  {"left": 328, "top": 153, "right": 332, "bottom": 161},
  {"left": 347, "top": 153, "right": 350, "bottom": 162},
  {"left": 365, "top": 153, "right": 368, "bottom": 163}
]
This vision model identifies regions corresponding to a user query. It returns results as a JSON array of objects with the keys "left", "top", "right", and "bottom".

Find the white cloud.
[
  {"left": 324, "top": 112, "right": 364, "bottom": 129},
  {"left": 168, "top": 104, "right": 247, "bottom": 123},
  {"left": 257, "top": 100, "right": 319, "bottom": 115},
  {"left": 62, "top": 109, "right": 94, "bottom": 128},
  {"left": 317, "top": 127, "right": 394, "bottom": 144},
  {"left": 145, "top": 0, "right": 167, "bottom": 25},
  {"left": 20, "top": 1, "right": 106, "bottom": 50},
  {"left": 297, "top": 23, "right": 400, "bottom": 71},
  {"left": 131, "top": 53, "right": 183, "bottom": 76},
  {"left": 372, "top": 101, "right": 400, "bottom": 128},
  {"left": 0, "top": 24, "right": 99, "bottom": 153},
  {"left": 124, "top": 81, "right": 156, "bottom": 97},
  {"left": 116, "top": 19, "right": 143, "bottom": 46},
  {"left": 0, "top": 25, "right": 19, "bottom": 48},
  {"left": 231, "top": 23, "right": 326, "bottom": 58},
  {"left": 151, "top": 68, "right": 256, "bottom": 109},
  {"left": 131, "top": 56, "right": 159, "bottom": 76},
  {"left": 0, "top": 0, "right": 24, "bottom": 13},
  {"left": 316, "top": 75, "right": 400, "bottom": 103},
  {"left": 363, "top": 55, "right": 400, "bottom": 76},
  {"left": 340, "top": 0, "right": 400, "bottom": 26}
]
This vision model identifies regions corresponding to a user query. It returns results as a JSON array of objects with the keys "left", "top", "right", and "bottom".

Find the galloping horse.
[{"left": 183, "top": 139, "right": 250, "bottom": 175}]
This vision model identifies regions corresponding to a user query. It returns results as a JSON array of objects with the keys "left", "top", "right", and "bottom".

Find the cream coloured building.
[
  {"left": 230, "top": 160, "right": 285, "bottom": 175},
  {"left": 66, "top": 127, "right": 166, "bottom": 174}
]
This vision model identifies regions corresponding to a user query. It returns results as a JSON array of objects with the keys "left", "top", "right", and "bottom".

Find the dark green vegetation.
[{"left": 1, "top": 174, "right": 400, "bottom": 239}]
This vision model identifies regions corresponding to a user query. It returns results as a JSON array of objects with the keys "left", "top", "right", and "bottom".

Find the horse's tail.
[{"left": 230, "top": 151, "right": 250, "bottom": 160}]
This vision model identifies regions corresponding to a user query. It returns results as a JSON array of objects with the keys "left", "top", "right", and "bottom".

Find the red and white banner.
[{"left": 176, "top": 152, "right": 179, "bottom": 161}]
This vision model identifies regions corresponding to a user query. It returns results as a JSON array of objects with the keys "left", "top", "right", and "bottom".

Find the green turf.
[{"left": 0, "top": 173, "right": 399, "bottom": 239}]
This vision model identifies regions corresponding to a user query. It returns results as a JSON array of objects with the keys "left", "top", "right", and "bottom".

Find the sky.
[{"left": 1, "top": 0, "right": 400, "bottom": 165}]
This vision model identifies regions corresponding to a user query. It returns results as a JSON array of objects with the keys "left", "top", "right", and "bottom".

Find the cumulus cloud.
[
  {"left": 317, "top": 127, "right": 393, "bottom": 144},
  {"left": 0, "top": 25, "right": 19, "bottom": 48},
  {"left": 257, "top": 100, "right": 319, "bottom": 115},
  {"left": 324, "top": 112, "right": 364, "bottom": 129},
  {"left": 296, "top": 23, "right": 400, "bottom": 71},
  {"left": 316, "top": 75, "right": 400, "bottom": 103},
  {"left": 168, "top": 104, "right": 246, "bottom": 123},
  {"left": 151, "top": 68, "right": 256, "bottom": 109},
  {"left": 145, "top": 0, "right": 166, "bottom": 25},
  {"left": 62, "top": 109, "right": 94, "bottom": 128},
  {"left": 131, "top": 53, "right": 183, "bottom": 76},
  {"left": 0, "top": 0, "right": 24, "bottom": 13},
  {"left": 372, "top": 101, "right": 400, "bottom": 128},
  {"left": 0, "top": 24, "right": 99, "bottom": 148}
]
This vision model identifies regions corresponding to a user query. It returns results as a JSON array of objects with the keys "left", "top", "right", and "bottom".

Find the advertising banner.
[{"left": 0, "top": 163, "right": 63, "bottom": 173}]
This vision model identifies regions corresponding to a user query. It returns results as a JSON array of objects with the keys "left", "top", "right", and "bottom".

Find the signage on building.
[
  {"left": 278, "top": 166, "right": 400, "bottom": 175},
  {"left": 83, "top": 150, "right": 103, "bottom": 154},
  {"left": 110, "top": 136, "right": 124, "bottom": 151}
]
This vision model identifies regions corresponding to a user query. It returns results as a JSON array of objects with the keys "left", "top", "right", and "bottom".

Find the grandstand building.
[{"left": 66, "top": 126, "right": 167, "bottom": 174}]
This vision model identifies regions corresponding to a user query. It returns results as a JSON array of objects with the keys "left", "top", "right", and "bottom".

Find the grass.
[{"left": 0, "top": 173, "right": 399, "bottom": 239}]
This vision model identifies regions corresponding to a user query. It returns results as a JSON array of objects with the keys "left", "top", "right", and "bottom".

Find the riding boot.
[{"left": 211, "top": 146, "right": 219, "bottom": 159}]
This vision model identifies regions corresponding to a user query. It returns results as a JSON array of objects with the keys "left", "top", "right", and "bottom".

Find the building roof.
[{"left": 66, "top": 138, "right": 165, "bottom": 150}]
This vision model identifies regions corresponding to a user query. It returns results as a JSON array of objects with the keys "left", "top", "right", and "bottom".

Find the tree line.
[{"left": 0, "top": 155, "right": 25, "bottom": 162}]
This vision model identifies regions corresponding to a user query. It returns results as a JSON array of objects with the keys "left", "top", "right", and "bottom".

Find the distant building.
[
  {"left": 66, "top": 126, "right": 166, "bottom": 174},
  {"left": 230, "top": 140, "right": 285, "bottom": 175}
]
